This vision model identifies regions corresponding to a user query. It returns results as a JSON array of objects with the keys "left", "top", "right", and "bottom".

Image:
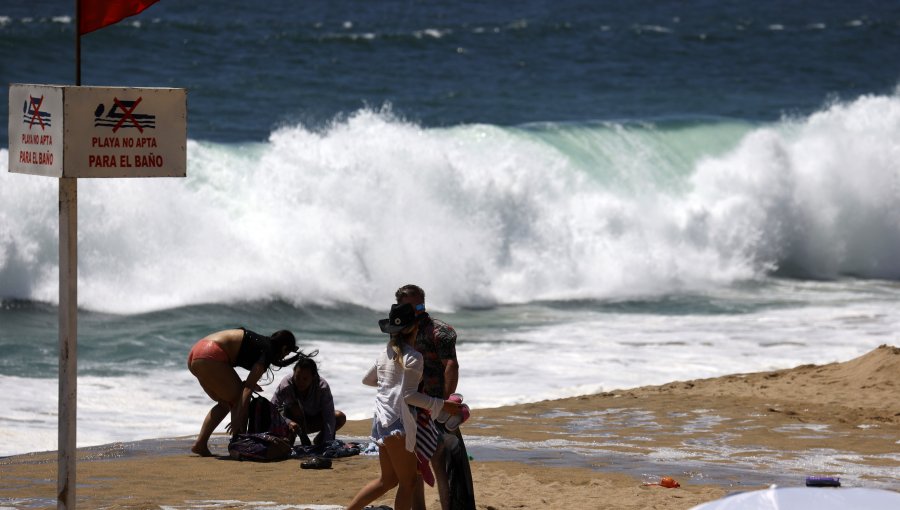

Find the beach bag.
[
  {"left": 228, "top": 432, "right": 293, "bottom": 461},
  {"left": 415, "top": 408, "right": 441, "bottom": 486},
  {"left": 248, "top": 394, "right": 294, "bottom": 440}
]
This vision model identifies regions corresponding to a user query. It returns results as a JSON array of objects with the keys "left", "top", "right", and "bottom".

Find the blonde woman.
[{"left": 347, "top": 303, "right": 461, "bottom": 510}]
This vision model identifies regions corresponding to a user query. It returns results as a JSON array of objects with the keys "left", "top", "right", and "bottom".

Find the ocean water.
[{"left": 2, "top": 1, "right": 900, "bottom": 458}]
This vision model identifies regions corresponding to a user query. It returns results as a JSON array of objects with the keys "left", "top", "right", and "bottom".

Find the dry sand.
[{"left": 2, "top": 345, "right": 898, "bottom": 509}]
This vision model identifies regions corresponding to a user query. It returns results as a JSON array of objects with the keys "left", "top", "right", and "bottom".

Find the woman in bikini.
[{"left": 187, "top": 327, "right": 303, "bottom": 456}]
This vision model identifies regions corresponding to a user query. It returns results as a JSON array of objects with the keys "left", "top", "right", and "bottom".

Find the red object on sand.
[
  {"left": 79, "top": 0, "right": 160, "bottom": 35},
  {"left": 660, "top": 476, "right": 681, "bottom": 488}
]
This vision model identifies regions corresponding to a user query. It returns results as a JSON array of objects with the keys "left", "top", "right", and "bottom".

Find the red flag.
[{"left": 79, "top": 0, "right": 160, "bottom": 36}]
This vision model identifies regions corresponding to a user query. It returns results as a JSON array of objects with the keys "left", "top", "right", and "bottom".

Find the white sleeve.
[
  {"left": 362, "top": 361, "right": 377, "bottom": 387},
  {"left": 401, "top": 351, "right": 443, "bottom": 416}
]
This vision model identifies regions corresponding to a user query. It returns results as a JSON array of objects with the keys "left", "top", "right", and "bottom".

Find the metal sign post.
[
  {"left": 58, "top": 177, "right": 77, "bottom": 508},
  {"left": 8, "top": 83, "right": 186, "bottom": 509}
]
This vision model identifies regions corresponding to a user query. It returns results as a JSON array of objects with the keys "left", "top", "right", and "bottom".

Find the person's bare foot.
[{"left": 191, "top": 444, "right": 213, "bottom": 457}]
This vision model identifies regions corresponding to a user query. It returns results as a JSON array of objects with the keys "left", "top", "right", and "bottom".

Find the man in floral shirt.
[
  {"left": 395, "top": 284, "right": 460, "bottom": 510},
  {"left": 396, "top": 286, "right": 458, "bottom": 400}
]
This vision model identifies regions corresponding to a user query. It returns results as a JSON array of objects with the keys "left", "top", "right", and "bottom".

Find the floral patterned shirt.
[{"left": 413, "top": 314, "right": 457, "bottom": 398}]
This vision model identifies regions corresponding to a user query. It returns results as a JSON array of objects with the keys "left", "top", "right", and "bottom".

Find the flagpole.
[
  {"left": 58, "top": 1, "right": 80, "bottom": 509},
  {"left": 75, "top": 0, "right": 81, "bottom": 86}
]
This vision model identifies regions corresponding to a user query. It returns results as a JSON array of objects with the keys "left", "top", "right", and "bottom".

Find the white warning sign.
[
  {"left": 8, "top": 84, "right": 186, "bottom": 178},
  {"left": 8, "top": 84, "right": 64, "bottom": 177}
]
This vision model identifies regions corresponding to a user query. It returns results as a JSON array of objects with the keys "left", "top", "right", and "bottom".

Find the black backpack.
[{"left": 248, "top": 393, "right": 294, "bottom": 439}]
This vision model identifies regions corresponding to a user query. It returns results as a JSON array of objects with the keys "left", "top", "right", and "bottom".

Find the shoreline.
[{"left": 2, "top": 345, "right": 897, "bottom": 509}]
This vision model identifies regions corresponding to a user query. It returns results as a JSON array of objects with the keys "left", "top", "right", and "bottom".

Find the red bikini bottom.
[{"left": 187, "top": 339, "right": 230, "bottom": 366}]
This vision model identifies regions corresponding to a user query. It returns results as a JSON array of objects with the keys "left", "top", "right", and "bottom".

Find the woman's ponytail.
[{"left": 389, "top": 333, "right": 403, "bottom": 364}]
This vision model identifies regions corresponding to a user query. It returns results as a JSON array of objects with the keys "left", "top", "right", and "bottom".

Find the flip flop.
[{"left": 300, "top": 457, "right": 332, "bottom": 469}]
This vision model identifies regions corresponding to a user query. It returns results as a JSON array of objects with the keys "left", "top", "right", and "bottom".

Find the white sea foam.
[{"left": 3, "top": 93, "right": 900, "bottom": 315}]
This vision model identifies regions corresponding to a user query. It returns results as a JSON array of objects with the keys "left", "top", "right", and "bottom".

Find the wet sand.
[{"left": 1, "top": 345, "right": 897, "bottom": 509}]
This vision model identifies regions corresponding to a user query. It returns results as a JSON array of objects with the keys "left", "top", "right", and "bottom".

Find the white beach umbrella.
[{"left": 690, "top": 487, "right": 900, "bottom": 510}]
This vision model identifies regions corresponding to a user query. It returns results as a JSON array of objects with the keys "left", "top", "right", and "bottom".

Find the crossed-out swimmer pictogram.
[
  {"left": 112, "top": 96, "right": 143, "bottom": 133},
  {"left": 27, "top": 95, "right": 46, "bottom": 130}
]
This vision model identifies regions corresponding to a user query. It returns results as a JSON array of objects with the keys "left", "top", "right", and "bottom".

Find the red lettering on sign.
[
  {"left": 135, "top": 137, "right": 158, "bottom": 148},
  {"left": 135, "top": 154, "right": 163, "bottom": 168},
  {"left": 89, "top": 155, "right": 117, "bottom": 168}
]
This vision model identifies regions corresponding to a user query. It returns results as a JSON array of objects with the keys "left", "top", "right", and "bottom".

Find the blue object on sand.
[{"left": 805, "top": 476, "right": 840, "bottom": 487}]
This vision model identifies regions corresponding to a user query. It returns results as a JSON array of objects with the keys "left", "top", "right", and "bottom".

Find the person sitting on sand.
[
  {"left": 187, "top": 328, "right": 304, "bottom": 456},
  {"left": 346, "top": 303, "right": 462, "bottom": 510},
  {"left": 271, "top": 355, "right": 347, "bottom": 446}
]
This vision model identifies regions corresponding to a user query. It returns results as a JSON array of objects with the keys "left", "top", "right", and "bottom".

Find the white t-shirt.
[{"left": 363, "top": 342, "right": 444, "bottom": 452}]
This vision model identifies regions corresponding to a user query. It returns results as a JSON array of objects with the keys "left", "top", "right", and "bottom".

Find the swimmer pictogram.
[
  {"left": 93, "top": 97, "right": 156, "bottom": 133},
  {"left": 22, "top": 95, "right": 52, "bottom": 130}
]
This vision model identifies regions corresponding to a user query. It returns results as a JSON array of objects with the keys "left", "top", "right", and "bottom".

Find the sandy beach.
[{"left": 2, "top": 345, "right": 897, "bottom": 510}]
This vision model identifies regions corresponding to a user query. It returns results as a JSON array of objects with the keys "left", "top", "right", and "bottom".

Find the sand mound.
[{"left": 645, "top": 344, "right": 900, "bottom": 416}]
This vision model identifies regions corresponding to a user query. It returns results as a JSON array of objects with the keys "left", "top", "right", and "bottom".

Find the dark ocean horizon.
[{"left": 2, "top": 0, "right": 899, "bottom": 143}]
